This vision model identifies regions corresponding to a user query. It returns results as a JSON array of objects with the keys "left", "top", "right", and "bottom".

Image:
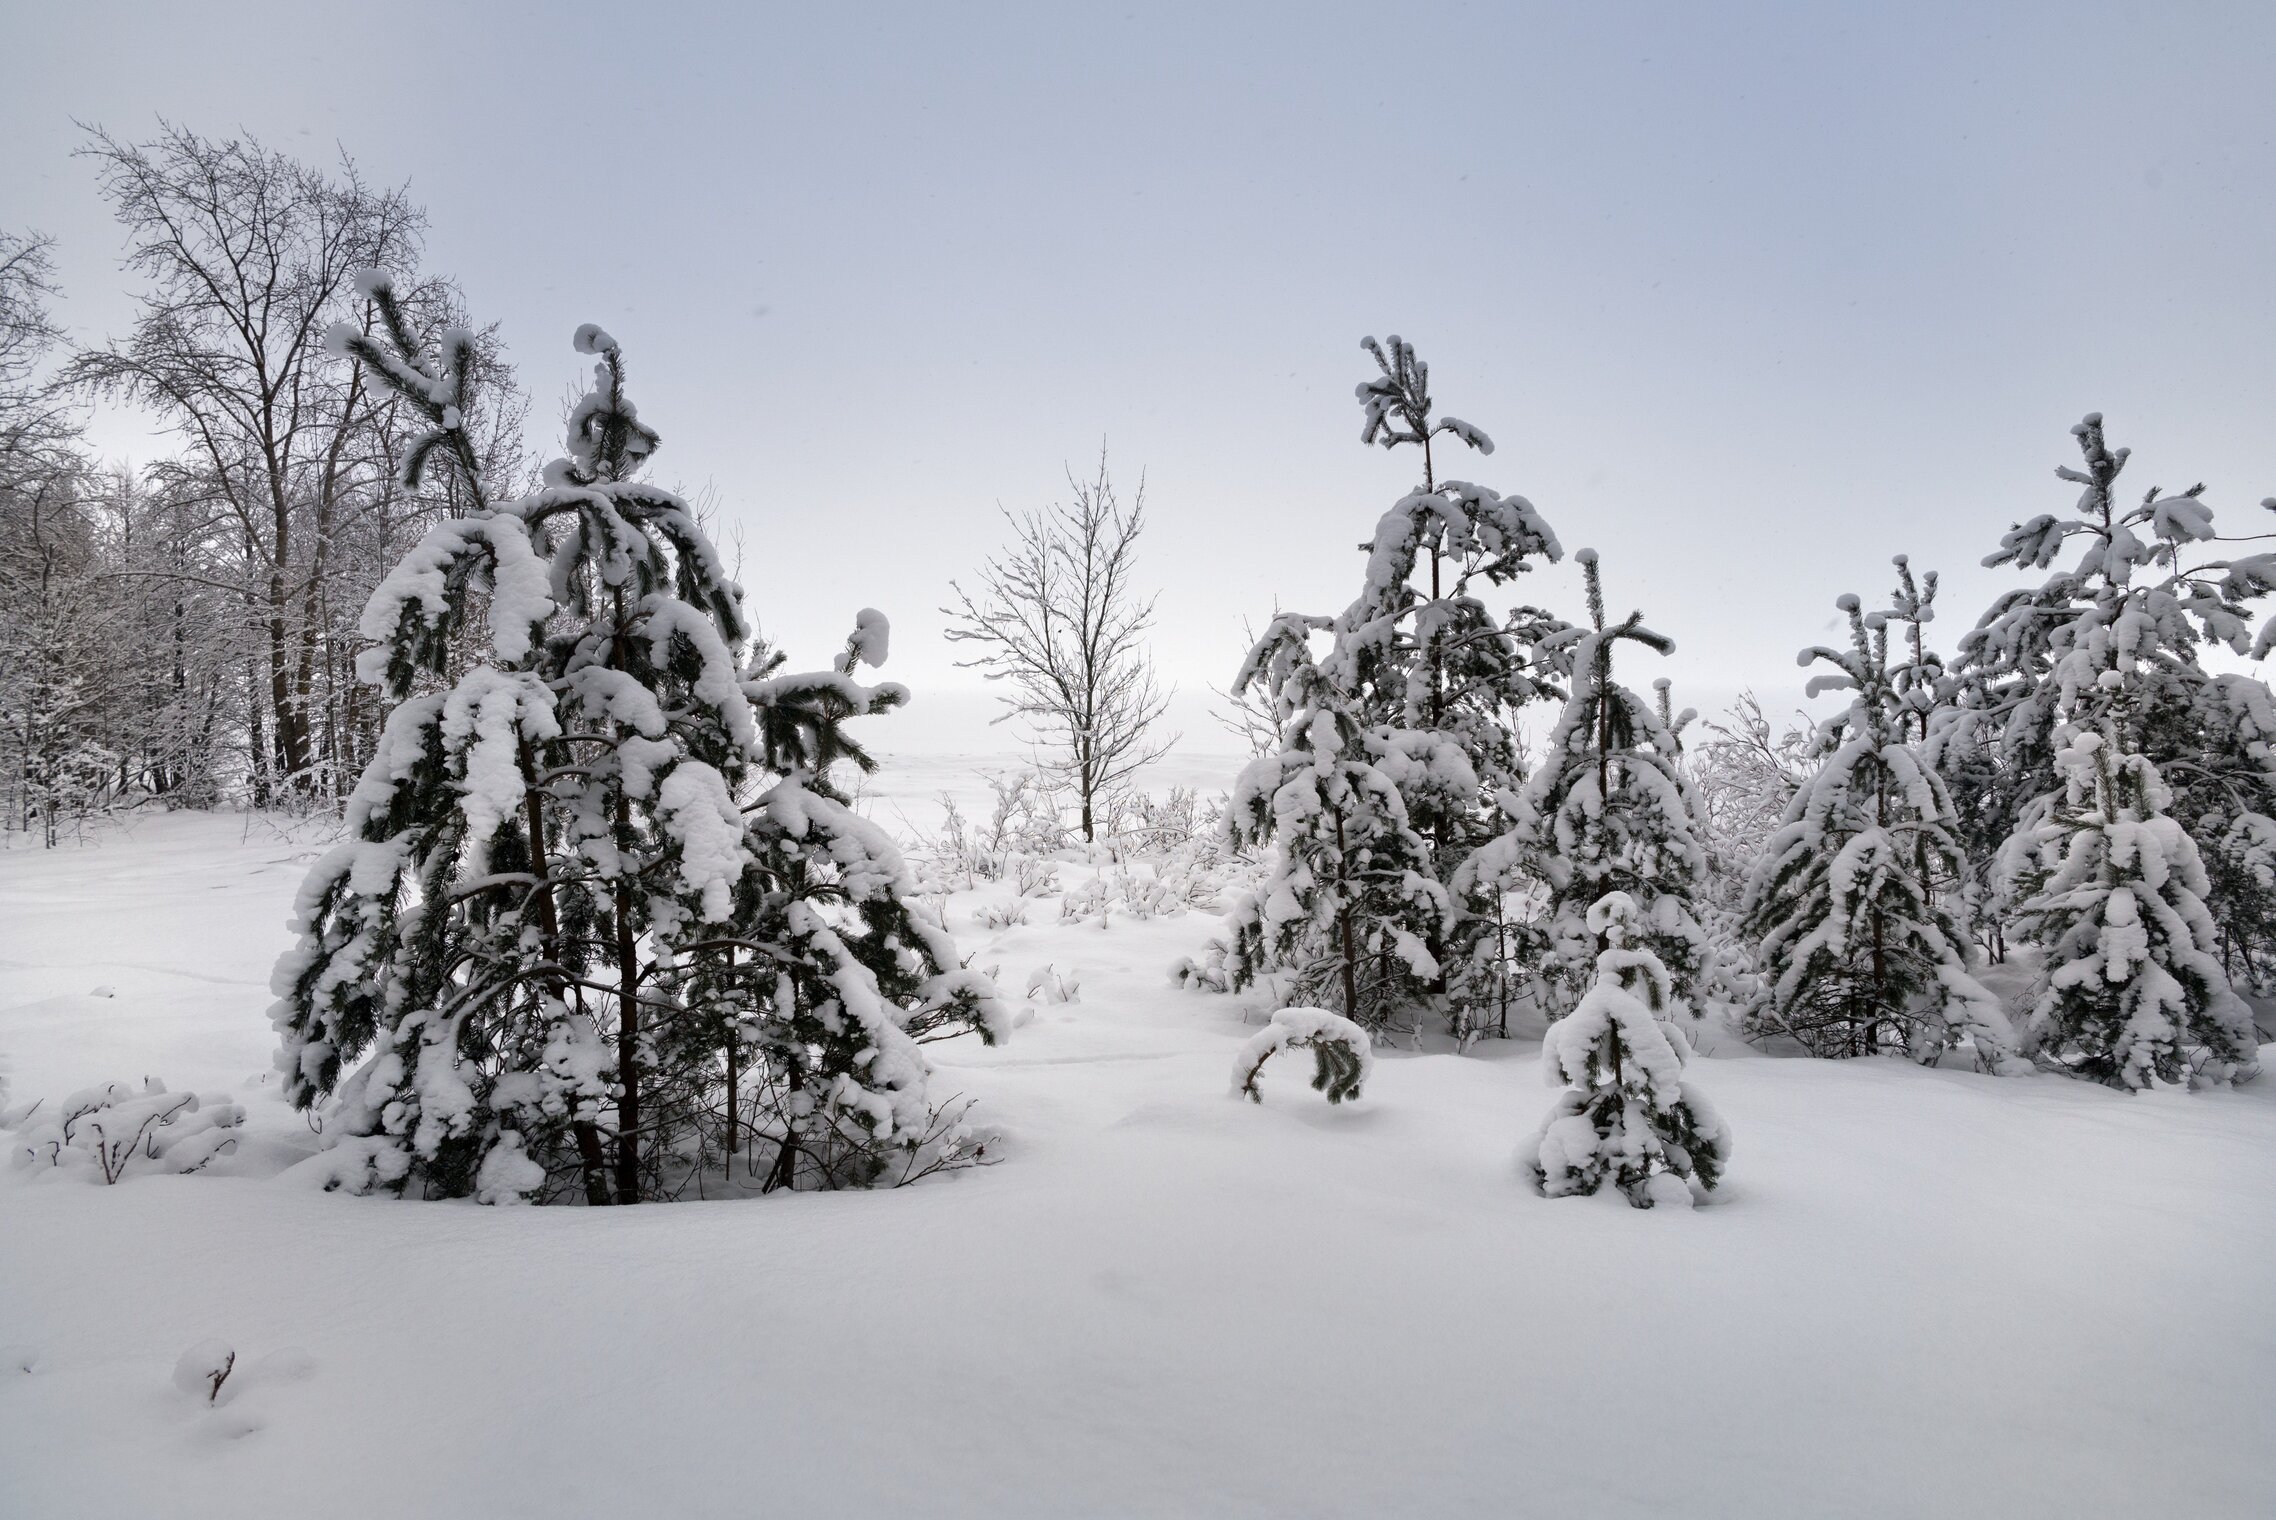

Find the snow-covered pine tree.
[
  {"left": 1217, "top": 336, "right": 1565, "bottom": 1040},
  {"left": 698, "top": 620, "right": 1008, "bottom": 1191},
  {"left": 1220, "top": 613, "right": 1448, "bottom": 1031},
  {"left": 1949, "top": 413, "right": 2276, "bottom": 985},
  {"left": 1460, "top": 549, "right": 1708, "bottom": 1016},
  {"left": 2004, "top": 727, "right": 2260, "bottom": 1089},
  {"left": 1345, "top": 337, "right": 1570, "bottom": 1038},
  {"left": 1524, "top": 892, "right": 1730, "bottom": 1209},
  {"left": 272, "top": 276, "right": 1002, "bottom": 1203},
  {"left": 1739, "top": 572, "right": 2018, "bottom": 1067}
]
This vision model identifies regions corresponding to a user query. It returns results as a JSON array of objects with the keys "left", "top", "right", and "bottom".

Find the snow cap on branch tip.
[
  {"left": 572, "top": 323, "right": 618, "bottom": 356},
  {"left": 850, "top": 607, "right": 889, "bottom": 667},
  {"left": 1585, "top": 891, "right": 1644, "bottom": 945},
  {"left": 353, "top": 268, "right": 392, "bottom": 300},
  {"left": 1835, "top": 593, "right": 1861, "bottom": 612},
  {"left": 1652, "top": 677, "right": 1670, "bottom": 692},
  {"left": 321, "top": 321, "right": 360, "bottom": 360},
  {"left": 1575, "top": 546, "right": 1598, "bottom": 566}
]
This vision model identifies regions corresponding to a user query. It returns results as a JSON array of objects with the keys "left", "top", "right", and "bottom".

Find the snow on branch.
[{"left": 1230, "top": 1006, "right": 1374, "bottom": 1104}]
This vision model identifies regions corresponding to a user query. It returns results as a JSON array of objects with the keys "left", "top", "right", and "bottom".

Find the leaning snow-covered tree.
[
  {"left": 2003, "top": 728, "right": 2259, "bottom": 1089},
  {"left": 1460, "top": 549, "right": 1706, "bottom": 1015},
  {"left": 1523, "top": 892, "right": 1730, "bottom": 1209},
  {"left": 945, "top": 452, "right": 1174, "bottom": 843},
  {"left": 1948, "top": 413, "right": 2276, "bottom": 985},
  {"left": 1740, "top": 576, "right": 2018, "bottom": 1068},
  {"left": 271, "top": 276, "right": 1004, "bottom": 1203}
]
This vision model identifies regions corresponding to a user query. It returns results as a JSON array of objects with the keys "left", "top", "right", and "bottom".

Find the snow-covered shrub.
[
  {"left": 1523, "top": 895, "right": 1729, "bottom": 1209},
  {"left": 8, "top": 1078, "right": 243, "bottom": 1183},
  {"left": 1230, "top": 1006, "right": 1374, "bottom": 1105},
  {"left": 974, "top": 897, "right": 1030, "bottom": 931},
  {"left": 1012, "top": 854, "right": 1060, "bottom": 898},
  {"left": 1170, "top": 943, "right": 1236, "bottom": 994},
  {"left": 923, "top": 770, "right": 1074, "bottom": 889},
  {"left": 1025, "top": 964, "right": 1081, "bottom": 1005},
  {"left": 275, "top": 277, "right": 1004, "bottom": 1204},
  {"left": 1059, "top": 874, "right": 1113, "bottom": 925},
  {"left": 1113, "top": 866, "right": 1182, "bottom": 921},
  {"left": 2005, "top": 729, "right": 2260, "bottom": 1088}
]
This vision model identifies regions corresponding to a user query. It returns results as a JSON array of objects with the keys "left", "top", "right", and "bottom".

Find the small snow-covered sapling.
[
  {"left": 173, "top": 1339, "right": 236, "bottom": 1405},
  {"left": 1231, "top": 1007, "right": 1374, "bottom": 1104}
]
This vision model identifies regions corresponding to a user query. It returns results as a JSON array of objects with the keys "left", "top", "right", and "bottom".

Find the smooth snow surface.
[{"left": 4, "top": 813, "right": 2274, "bottom": 1518}]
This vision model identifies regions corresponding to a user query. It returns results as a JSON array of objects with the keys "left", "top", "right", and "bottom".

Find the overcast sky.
[{"left": 10, "top": 1, "right": 2275, "bottom": 747}]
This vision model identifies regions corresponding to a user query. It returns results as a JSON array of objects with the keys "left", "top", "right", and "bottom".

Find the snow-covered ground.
[{"left": 3, "top": 810, "right": 2274, "bottom": 1518}]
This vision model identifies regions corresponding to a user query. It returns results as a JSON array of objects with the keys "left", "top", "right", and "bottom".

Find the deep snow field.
[{"left": 4, "top": 805, "right": 2274, "bottom": 1519}]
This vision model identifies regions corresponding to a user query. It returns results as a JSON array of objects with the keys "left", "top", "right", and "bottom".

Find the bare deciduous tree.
[
  {"left": 64, "top": 123, "right": 525, "bottom": 807},
  {"left": 68, "top": 124, "right": 415, "bottom": 800},
  {"left": 946, "top": 453, "right": 1175, "bottom": 842}
]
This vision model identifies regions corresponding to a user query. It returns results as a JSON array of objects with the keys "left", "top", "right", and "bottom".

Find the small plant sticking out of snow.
[
  {"left": 974, "top": 897, "right": 1030, "bottom": 931},
  {"left": 8, "top": 1079, "right": 243, "bottom": 1183},
  {"left": 172, "top": 1340, "right": 236, "bottom": 1405},
  {"left": 1524, "top": 894, "right": 1731, "bottom": 1209},
  {"left": 1170, "top": 942, "right": 1236, "bottom": 994},
  {"left": 1026, "top": 964, "right": 1081, "bottom": 1005},
  {"left": 1060, "top": 874, "right": 1113, "bottom": 925},
  {"left": 1230, "top": 1007, "right": 1374, "bottom": 1105}
]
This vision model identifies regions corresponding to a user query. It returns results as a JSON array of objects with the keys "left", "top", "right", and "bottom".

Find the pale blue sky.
[{"left": 9, "top": 1, "right": 2274, "bottom": 744}]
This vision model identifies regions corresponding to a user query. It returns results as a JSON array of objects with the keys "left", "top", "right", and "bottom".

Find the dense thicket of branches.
[{"left": 1, "top": 125, "right": 529, "bottom": 838}]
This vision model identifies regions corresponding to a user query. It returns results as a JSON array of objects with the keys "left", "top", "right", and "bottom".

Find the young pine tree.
[
  {"left": 1221, "top": 616, "right": 1448, "bottom": 1032},
  {"left": 1218, "top": 335, "right": 1565, "bottom": 1039},
  {"left": 271, "top": 278, "right": 1002, "bottom": 1203},
  {"left": 1343, "top": 337, "right": 1571, "bottom": 1038},
  {"left": 1460, "top": 549, "right": 1708, "bottom": 1015},
  {"left": 1524, "top": 892, "right": 1731, "bottom": 1209},
  {"left": 1740, "top": 574, "right": 2019, "bottom": 1068},
  {"left": 1950, "top": 413, "right": 2276, "bottom": 984},
  {"left": 2005, "top": 727, "right": 2260, "bottom": 1089}
]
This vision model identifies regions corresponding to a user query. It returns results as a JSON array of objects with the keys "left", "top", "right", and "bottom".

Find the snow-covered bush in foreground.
[
  {"left": 7, "top": 1078, "right": 243, "bottom": 1183},
  {"left": 273, "top": 277, "right": 1003, "bottom": 1204},
  {"left": 1230, "top": 1007, "right": 1373, "bottom": 1105},
  {"left": 2006, "top": 729, "right": 2260, "bottom": 1089},
  {"left": 1524, "top": 895, "right": 1729, "bottom": 1209}
]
